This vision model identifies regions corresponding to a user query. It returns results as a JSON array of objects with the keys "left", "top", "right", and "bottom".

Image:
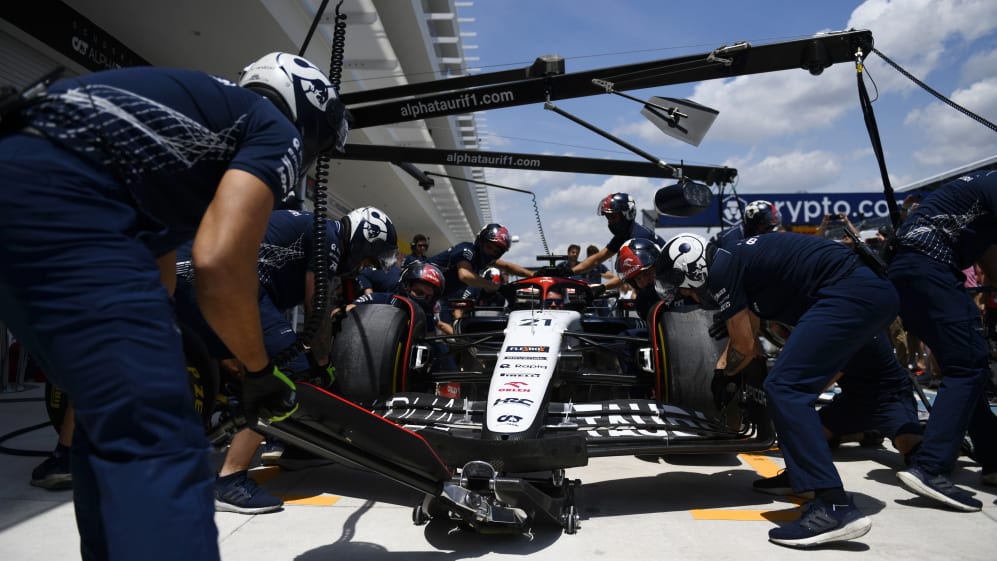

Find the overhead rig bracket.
[{"left": 340, "top": 29, "right": 873, "bottom": 129}]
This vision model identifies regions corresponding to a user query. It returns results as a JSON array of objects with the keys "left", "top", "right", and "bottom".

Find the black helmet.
[
  {"left": 615, "top": 238, "right": 660, "bottom": 286},
  {"left": 475, "top": 223, "right": 511, "bottom": 262},
  {"left": 338, "top": 207, "right": 398, "bottom": 276},
  {"left": 743, "top": 200, "right": 782, "bottom": 237},
  {"left": 597, "top": 192, "right": 637, "bottom": 222},
  {"left": 400, "top": 262, "right": 445, "bottom": 311},
  {"left": 238, "top": 52, "right": 349, "bottom": 168}
]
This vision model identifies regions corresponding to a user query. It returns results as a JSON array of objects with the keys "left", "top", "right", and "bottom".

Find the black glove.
[
  {"left": 242, "top": 360, "right": 298, "bottom": 424},
  {"left": 305, "top": 351, "right": 337, "bottom": 388},
  {"left": 554, "top": 264, "right": 575, "bottom": 278},
  {"left": 329, "top": 308, "right": 347, "bottom": 337},
  {"left": 590, "top": 284, "right": 607, "bottom": 298},
  {"left": 708, "top": 312, "right": 728, "bottom": 340},
  {"left": 711, "top": 368, "right": 742, "bottom": 411}
]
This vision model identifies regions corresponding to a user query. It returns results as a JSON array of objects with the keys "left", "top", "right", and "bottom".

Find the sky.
[{"left": 454, "top": 0, "right": 997, "bottom": 269}]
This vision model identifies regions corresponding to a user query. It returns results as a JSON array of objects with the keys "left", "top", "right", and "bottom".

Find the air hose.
[{"left": 273, "top": 0, "right": 347, "bottom": 367}]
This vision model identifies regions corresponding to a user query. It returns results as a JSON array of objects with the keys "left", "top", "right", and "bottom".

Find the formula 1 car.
[{"left": 259, "top": 267, "right": 775, "bottom": 535}]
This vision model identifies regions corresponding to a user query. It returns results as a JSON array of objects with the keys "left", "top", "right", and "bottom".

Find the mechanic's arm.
[
  {"left": 602, "top": 273, "right": 624, "bottom": 290},
  {"left": 721, "top": 308, "right": 757, "bottom": 376},
  {"left": 572, "top": 247, "right": 612, "bottom": 274},
  {"left": 193, "top": 169, "right": 273, "bottom": 373},
  {"left": 495, "top": 259, "right": 533, "bottom": 279},
  {"left": 437, "top": 319, "right": 454, "bottom": 335},
  {"left": 456, "top": 261, "right": 499, "bottom": 292}
]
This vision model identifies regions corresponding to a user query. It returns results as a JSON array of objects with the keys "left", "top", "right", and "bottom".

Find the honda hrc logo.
[
  {"left": 493, "top": 397, "right": 534, "bottom": 407},
  {"left": 505, "top": 345, "right": 549, "bottom": 353}
]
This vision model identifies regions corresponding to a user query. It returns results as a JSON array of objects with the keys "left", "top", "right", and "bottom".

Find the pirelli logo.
[{"left": 505, "top": 345, "right": 549, "bottom": 353}]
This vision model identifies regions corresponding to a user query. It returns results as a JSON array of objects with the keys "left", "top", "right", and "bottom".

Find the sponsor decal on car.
[
  {"left": 499, "top": 372, "right": 542, "bottom": 378},
  {"left": 437, "top": 382, "right": 460, "bottom": 399},
  {"left": 499, "top": 363, "right": 546, "bottom": 369},
  {"left": 504, "top": 345, "right": 549, "bottom": 353},
  {"left": 500, "top": 355, "right": 547, "bottom": 361},
  {"left": 493, "top": 397, "right": 534, "bottom": 407},
  {"left": 498, "top": 381, "right": 531, "bottom": 392}
]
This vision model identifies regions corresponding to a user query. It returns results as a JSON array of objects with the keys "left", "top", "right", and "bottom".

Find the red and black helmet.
[
  {"left": 597, "top": 193, "right": 637, "bottom": 222},
  {"left": 481, "top": 267, "right": 502, "bottom": 285},
  {"left": 400, "top": 262, "right": 445, "bottom": 305},
  {"left": 743, "top": 200, "right": 782, "bottom": 237},
  {"left": 615, "top": 238, "right": 661, "bottom": 284},
  {"left": 475, "top": 223, "right": 511, "bottom": 260}
]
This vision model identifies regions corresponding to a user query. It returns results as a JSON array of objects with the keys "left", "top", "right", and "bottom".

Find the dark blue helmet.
[
  {"left": 597, "top": 192, "right": 637, "bottom": 222},
  {"left": 743, "top": 200, "right": 782, "bottom": 237}
]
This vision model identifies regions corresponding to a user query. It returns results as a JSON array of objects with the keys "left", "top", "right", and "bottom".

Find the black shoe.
[
  {"left": 897, "top": 466, "right": 982, "bottom": 512},
  {"left": 214, "top": 470, "right": 283, "bottom": 514},
  {"left": 768, "top": 496, "right": 871, "bottom": 548},
  {"left": 30, "top": 453, "right": 72, "bottom": 490},
  {"left": 752, "top": 470, "right": 815, "bottom": 500},
  {"left": 859, "top": 430, "right": 884, "bottom": 448}
]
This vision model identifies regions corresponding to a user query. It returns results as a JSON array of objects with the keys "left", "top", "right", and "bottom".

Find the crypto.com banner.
[{"left": 655, "top": 192, "right": 905, "bottom": 228}]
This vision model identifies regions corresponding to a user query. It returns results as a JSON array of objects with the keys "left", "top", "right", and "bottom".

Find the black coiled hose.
[{"left": 273, "top": 0, "right": 346, "bottom": 368}]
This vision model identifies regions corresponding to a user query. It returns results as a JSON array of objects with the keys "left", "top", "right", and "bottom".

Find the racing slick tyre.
[
  {"left": 651, "top": 304, "right": 727, "bottom": 418},
  {"left": 43, "top": 322, "right": 220, "bottom": 434},
  {"left": 331, "top": 303, "right": 424, "bottom": 406}
]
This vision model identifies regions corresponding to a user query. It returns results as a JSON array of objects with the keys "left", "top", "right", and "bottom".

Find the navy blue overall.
[
  {"left": 173, "top": 211, "right": 343, "bottom": 375},
  {"left": 820, "top": 333, "right": 921, "bottom": 441},
  {"left": 0, "top": 68, "right": 299, "bottom": 561},
  {"left": 711, "top": 233, "right": 899, "bottom": 493},
  {"left": 889, "top": 170, "right": 997, "bottom": 475}
]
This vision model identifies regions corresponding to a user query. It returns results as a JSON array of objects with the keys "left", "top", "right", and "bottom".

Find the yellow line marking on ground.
[
  {"left": 282, "top": 495, "right": 341, "bottom": 507},
  {"left": 249, "top": 466, "right": 341, "bottom": 507},
  {"left": 690, "top": 508, "right": 800, "bottom": 521},
  {"left": 688, "top": 450, "right": 804, "bottom": 522}
]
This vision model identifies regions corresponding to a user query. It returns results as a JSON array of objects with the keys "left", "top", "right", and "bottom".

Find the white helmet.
[
  {"left": 238, "top": 52, "right": 349, "bottom": 167},
  {"left": 656, "top": 233, "right": 709, "bottom": 291}
]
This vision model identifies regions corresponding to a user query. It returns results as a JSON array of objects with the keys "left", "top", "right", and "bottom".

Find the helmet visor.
[
  {"left": 654, "top": 278, "right": 677, "bottom": 301},
  {"left": 323, "top": 102, "right": 350, "bottom": 154},
  {"left": 375, "top": 248, "right": 399, "bottom": 272}
]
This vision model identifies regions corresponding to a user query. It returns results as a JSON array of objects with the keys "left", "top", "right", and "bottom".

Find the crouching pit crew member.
[
  {"left": 0, "top": 51, "right": 348, "bottom": 561},
  {"left": 657, "top": 232, "right": 899, "bottom": 548}
]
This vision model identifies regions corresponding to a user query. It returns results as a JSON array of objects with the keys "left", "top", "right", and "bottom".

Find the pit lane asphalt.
[{"left": 2, "top": 382, "right": 995, "bottom": 560}]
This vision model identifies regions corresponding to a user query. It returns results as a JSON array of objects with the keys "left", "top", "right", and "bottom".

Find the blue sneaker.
[
  {"left": 768, "top": 497, "right": 871, "bottom": 548},
  {"left": 897, "top": 466, "right": 982, "bottom": 512},
  {"left": 214, "top": 470, "right": 283, "bottom": 514}
]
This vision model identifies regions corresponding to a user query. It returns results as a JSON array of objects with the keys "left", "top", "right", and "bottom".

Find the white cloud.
[
  {"left": 906, "top": 77, "right": 997, "bottom": 166},
  {"left": 612, "top": 0, "right": 997, "bottom": 146},
  {"left": 732, "top": 150, "right": 843, "bottom": 192},
  {"left": 961, "top": 48, "right": 997, "bottom": 85},
  {"left": 849, "top": 0, "right": 997, "bottom": 91}
]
